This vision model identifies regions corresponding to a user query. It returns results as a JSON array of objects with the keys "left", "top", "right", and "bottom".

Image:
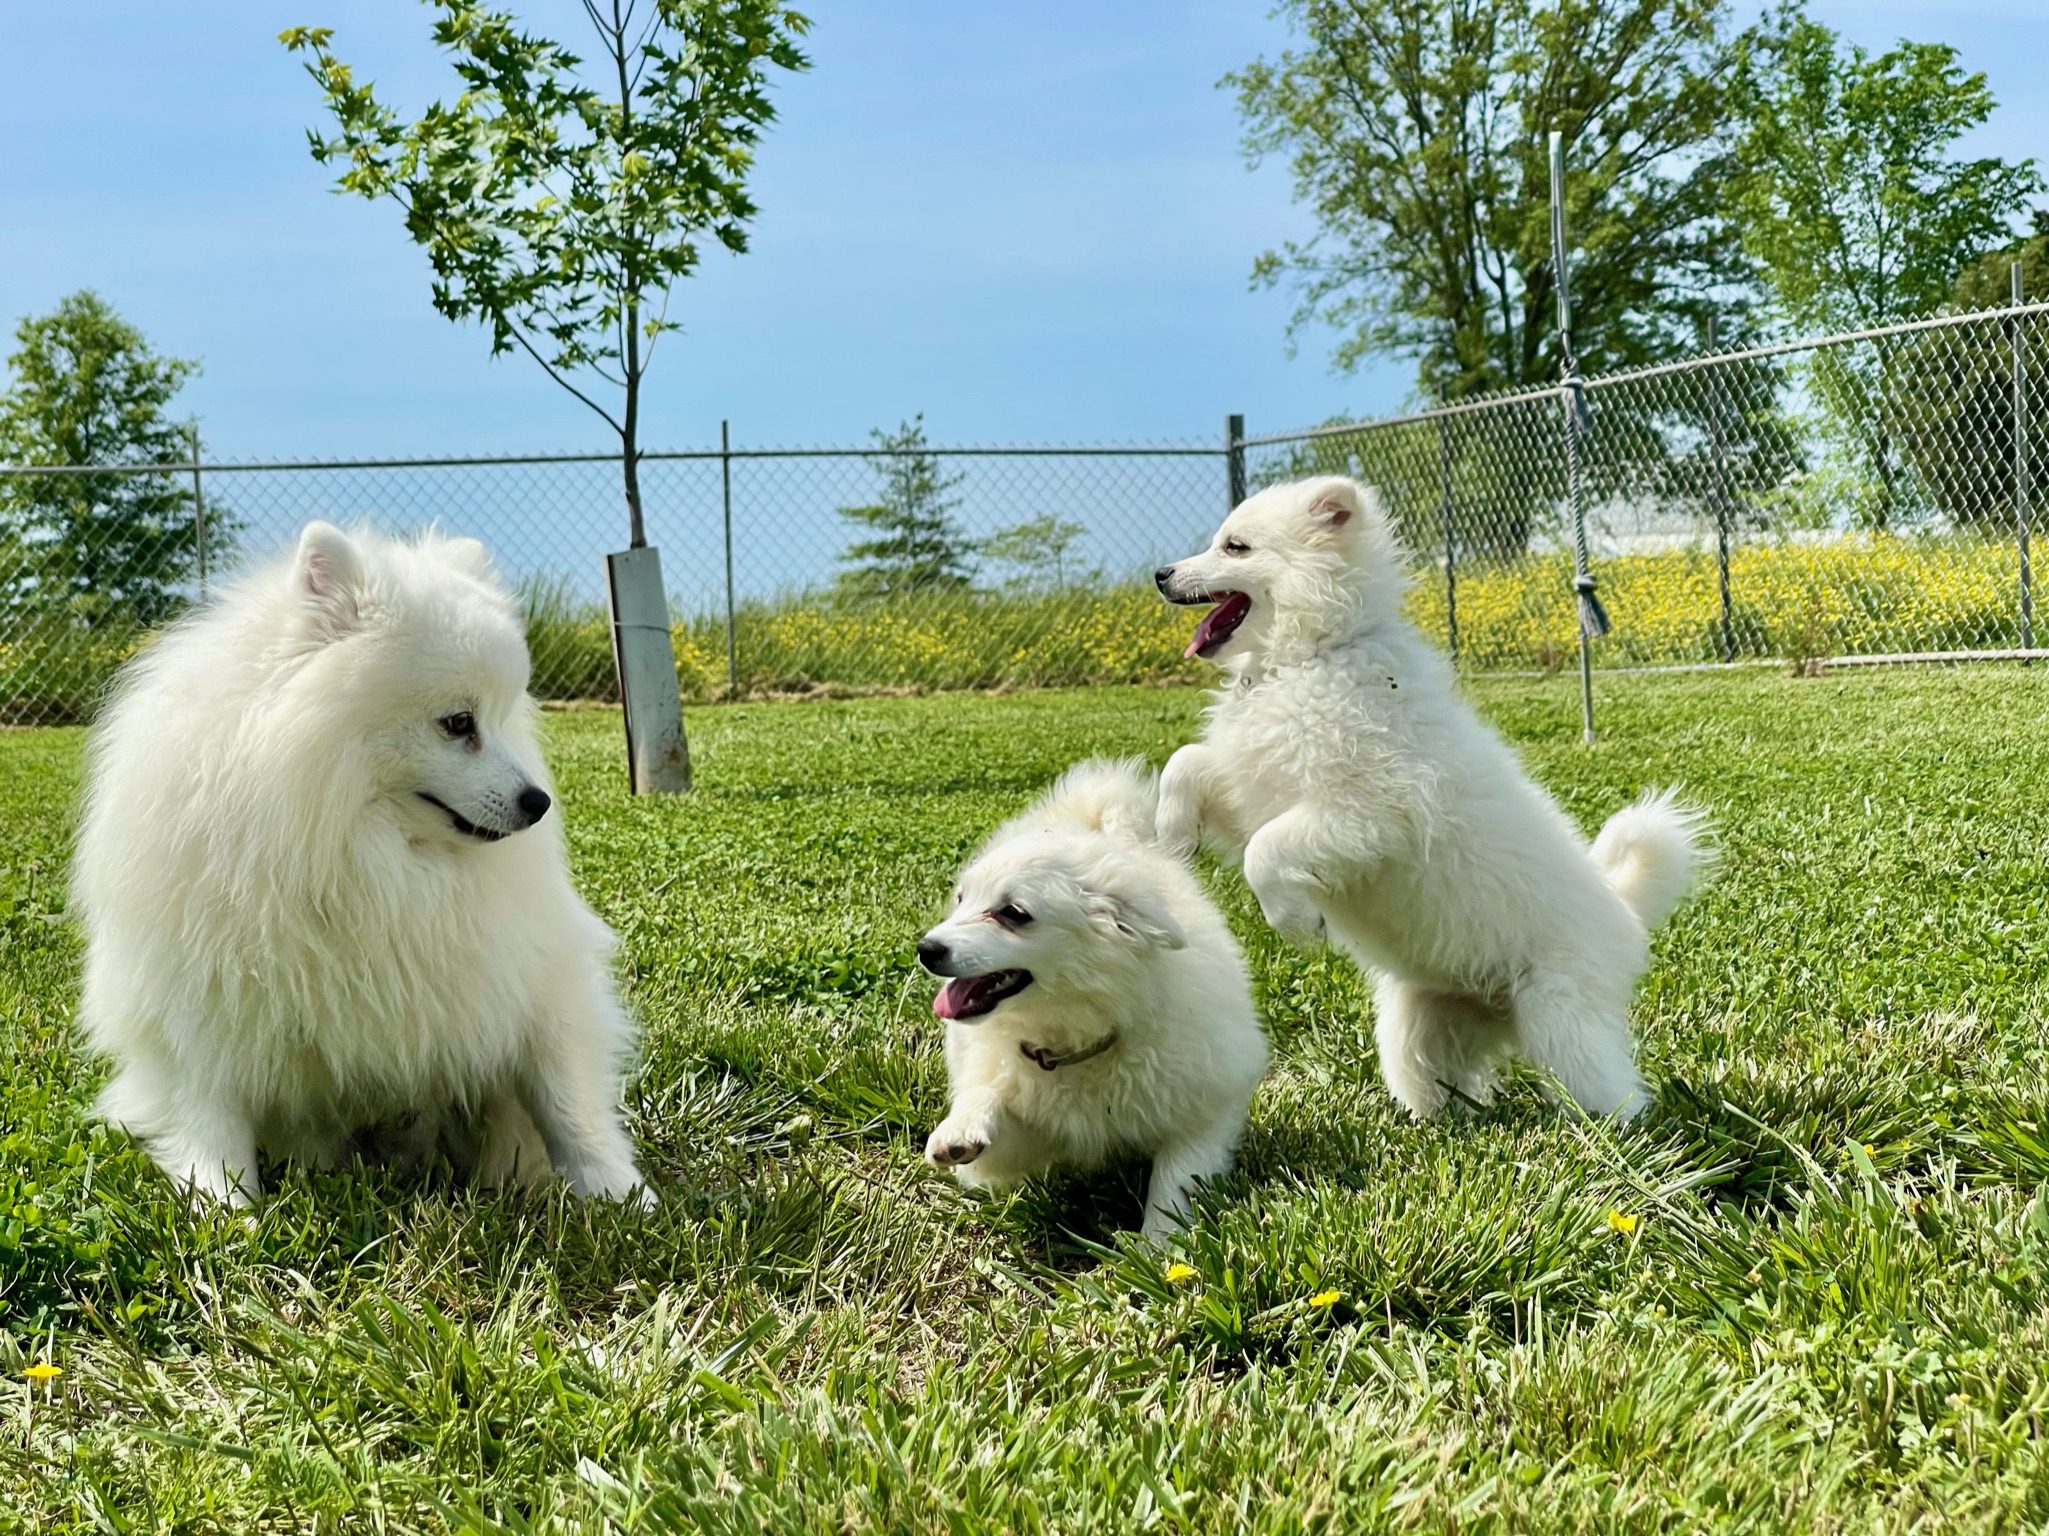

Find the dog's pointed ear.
[
  {"left": 1086, "top": 887, "right": 1186, "bottom": 950},
  {"left": 1303, "top": 476, "right": 1362, "bottom": 530},
  {"left": 437, "top": 535, "right": 495, "bottom": 582},
  {"left": 293, "top": 521, "right": 364, "bottom": 638}
]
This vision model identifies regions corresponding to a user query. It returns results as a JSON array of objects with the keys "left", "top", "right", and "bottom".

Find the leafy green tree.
[
  {"left": 1959, "top": 210, "right": 2049, "bottom": 306},
  {"left": 0, "top": 292, "right": 203, "bottom": 627},
  {"left": 1228, "top": 0, "right": 1751, "bottom": 401},
  {"left": 282, "top": 1, "right": 810, "bottom": 549},
  {"left": 836, "top": 417, "right": 975, "bottom": 600},
  {"left": 979, "top": 514, "right": 1091, "bottom": 591},
  {"left": 1897, "top": 214, "right": 2049, "bottom": 528},
  {"left": 1730, "top": 20, "right": 2039, "bottom": 337},
  {"left": 1728, "top": 15, "right": 2041, "bottom": 526}
]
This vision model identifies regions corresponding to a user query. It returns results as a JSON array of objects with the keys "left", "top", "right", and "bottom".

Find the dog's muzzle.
[{"left": 414, "top": 790, "right": 549, "bottom": 842}]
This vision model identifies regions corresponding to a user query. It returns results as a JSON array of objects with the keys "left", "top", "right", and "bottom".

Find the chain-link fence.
[
  {"left": 1245, "top": 298, "right": 2048, "bottom": 676},
  {"left": 0, "top": 440, "right": 1232, "bottom": 725},
  {"left": 2, "top": 298, "right": 2043, "bottom": 726}
]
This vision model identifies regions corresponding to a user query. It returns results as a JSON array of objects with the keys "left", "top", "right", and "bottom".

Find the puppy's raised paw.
[
  {"left": 1155, "top": 801, "right": 1200, "bottom": 861},
  {"left": 925, "top": 1123, "right": 988, "bottom": 1167},
  {"left": 1256, "top": 889, "right": 1327, "bottom": 945}
]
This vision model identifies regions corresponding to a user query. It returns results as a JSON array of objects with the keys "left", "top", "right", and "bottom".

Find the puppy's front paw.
[
  {"left": 170, "top": 1160, "right": 259, "bottom": 1211},
  {"left": 566, "top": 1161, "right": 655, "bottom": 1207},
  {"left": 1156, "top": 751, "right": 1207, "bottom": 859},
  {"left": 1256, "top": 887, "right": 1327, "bottom": 945},
  {"left": 1137, "top": 1214, "right": 1183, "bottom": 1246},
  {"left": 925, "top": 1120, "right": 989, "bottom": 1167},
  {"left": 1156, "top": 799, "right": 1200, "bottom": 861}
]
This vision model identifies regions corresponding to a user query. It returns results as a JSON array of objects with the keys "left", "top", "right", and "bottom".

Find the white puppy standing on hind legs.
[
  {"left": 73, "top": 521, "right": 651, "bottom": 1208},
  {"left": 918, "top": 759, "right": 1267, "bottom": 1242},
  {"left": 1154, "top": 475, "right": 1710, "bottom": 1122}
]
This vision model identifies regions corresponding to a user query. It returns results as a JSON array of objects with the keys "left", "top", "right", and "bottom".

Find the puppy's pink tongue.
[
  {"left": 1185, "top": 592, "right": 1250, "bottom": 658},
  {"left": 933, "top": 979, "right": 972, "bottom": 1020}
]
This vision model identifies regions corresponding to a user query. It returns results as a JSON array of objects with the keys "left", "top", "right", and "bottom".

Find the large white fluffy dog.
[
  {"left": 73, "top": 522, "right": 649, "bottom": 1207},
  {"left": 918, "top": 759, "right": 1267, "bottom": 1240},
  {"left": 1154, "top": 475, "right": 1708, "bottom": 1121}
]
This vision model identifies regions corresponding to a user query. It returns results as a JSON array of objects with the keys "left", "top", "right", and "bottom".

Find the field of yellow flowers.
[
  {"left": 1423, "top": 534, "right": 2031, "bottom": 670},
  {"left": 521, "top": 581, "right": 1211, "bottom": 704},
  {"left": 3, "top": 533, "right": 2032, "bottom": 723},
  {"left": 577, "top": 531, "right": 2027, "bottom": 699}
]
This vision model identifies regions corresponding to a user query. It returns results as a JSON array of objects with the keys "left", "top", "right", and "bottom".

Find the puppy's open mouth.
[
  {"left": 1177, "top": 591, "right": 1252, "bottom": 658},
  {"left": 416, "top": 792, "right": 508, "bottom": 842},
  {"left": 932, "top": 969, "right": 1033, "bottom": 1021}
]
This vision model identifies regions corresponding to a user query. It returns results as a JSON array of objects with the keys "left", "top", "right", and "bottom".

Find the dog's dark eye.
[
  {"left": 438, "top": 712, "right": 476, "bottom": 739},
  {"left": 994, "top": 903, "right": 1032, "bottom": 927},
  {"left": 1223, "top": 537, "right": 1250, "bottom": 555}
]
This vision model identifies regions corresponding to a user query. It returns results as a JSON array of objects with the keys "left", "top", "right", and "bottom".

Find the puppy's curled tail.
[
  {"left": 1591, "top": 788, "right": 1713, "bottom": 930},
  {"left": 1034, "top": 757, "right": 1160, "bottom": 843}
]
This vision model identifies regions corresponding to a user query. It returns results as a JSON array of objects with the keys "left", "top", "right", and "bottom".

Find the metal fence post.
[
  {"left": 1550, "top": 130, "right": 1605, "bottom": 744},
  {"left": 1705, "top": 316, "right": 1735, "bottom": 664},
  {"left": 187, "top": 421, "right": 209, "bottom": 603},
  {"left": 1225, "top": 413, "right": 1246, "bottom": 511},
  {"left": 721, "top": 418, "right": 738, "bottom": 694},
  {"left": 1435, "top": 412, "right": 1459, "bottom": 663},
  {"left": 2014, "top": 264, "right": 2035, "bottom": 662}
]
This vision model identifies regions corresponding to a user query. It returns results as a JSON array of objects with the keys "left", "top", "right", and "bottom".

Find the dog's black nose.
[
  {"left": 517, "top": 786, "right": 552, "bottom": 824},
  {"left": 917, "top": 936, "right": 949, "bottom": 972},
  {"left": 1153, "top": 565, "right": 1175, "bottom": 592}
]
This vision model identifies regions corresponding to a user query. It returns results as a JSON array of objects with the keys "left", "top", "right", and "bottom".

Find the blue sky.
[{"left": 1, "top": 1, "right": 2044, "bottom": 460}]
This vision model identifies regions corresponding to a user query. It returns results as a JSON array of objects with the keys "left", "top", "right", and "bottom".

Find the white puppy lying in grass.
[
  {"left": 73, "top": 522, "right": 650, "bottom": 1208},
  {"left": 918, "top": 759, "right": 1267, "bottom": 1241},
  {"left": 1155, "top": 475, "right": 1709, "bottom": 1121}
]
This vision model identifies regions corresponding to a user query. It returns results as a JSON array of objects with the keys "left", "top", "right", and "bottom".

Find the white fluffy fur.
[
  {"left": 920, "top": 758, "right": 1267, "bottom": 1240},
  {"left": 1155, "top": 475, "right": 1710, "bottom": 1120},
  {"left": 73, "top": 522, "right": 648, "bottom": 1206}
]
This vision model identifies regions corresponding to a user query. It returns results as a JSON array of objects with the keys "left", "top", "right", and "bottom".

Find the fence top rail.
[
  {"left": 0, "top": 441, "right": 1225, "bottom": 477},
  {"left": 1582, "top": 298, "right": 2049, "bottom": 393},
  {"left": 1236, "top": 386, "right": 1569, "bottom": 449},
  {"left": 702, "top": 443, "right": 1222, "bottom": 461}
]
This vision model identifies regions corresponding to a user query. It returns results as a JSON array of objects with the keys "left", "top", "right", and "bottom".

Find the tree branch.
[
  {"left": 638, "top": 282, "right": 677, "bottom": 369},
  {"left": 504, "top": 320, "right": 625, "bottom": 436}
]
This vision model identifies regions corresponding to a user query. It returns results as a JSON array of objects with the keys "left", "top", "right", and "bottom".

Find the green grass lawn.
[{"left": 7, "top": 668, "right": 2049, "bottom": 1532}]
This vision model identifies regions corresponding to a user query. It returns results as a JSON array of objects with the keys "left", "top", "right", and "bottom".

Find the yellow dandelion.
[
  {"left": 1164, "top": 1262, "right": 1198, "bottom": 1285},
  {"left": 1604, "top": 1210, "right": 1639, "bottom": 1235},
  {"left": 23, "top": 1362, "right": 61, "bottom": 1384},
  {"left": 1308, "top": 1289, "right": 1342, "bottom": 1309}
]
